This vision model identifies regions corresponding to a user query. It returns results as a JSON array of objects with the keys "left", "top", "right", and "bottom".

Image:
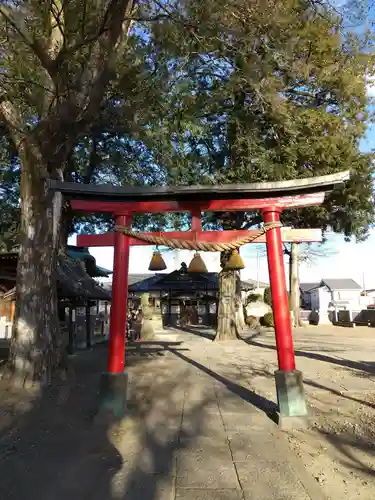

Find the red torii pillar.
[
  {"left": 262, "top": 208, "right": 307, "bottom": 425},
  {"left": 108, "top": 213, "right": 131, "bottom": 374},
  {"left": 98, "top": 213, "right": 131, "bottom": 418}
]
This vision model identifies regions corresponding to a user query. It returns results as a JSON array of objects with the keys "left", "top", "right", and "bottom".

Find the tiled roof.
[
  {"left": 300, "top": 279, "right": 362, "bottom": 292},
  {"left": 128, "top": 273, "right": 167, "bottom": 286},
  {"left": 127, "top": 271, "right": 260, "bottom": 293},
  {"left": 57, "top": 255, "right": 111, "bottom": 300},
  {"left": 0, "top": 251, "right": 111, "bottom": 300},
  {"left": 300, "top": 282, "right": 320, "bottom": 293},
  {"left": 241, "top": 278, "right": 268, "bottom": 288},
  {"left": 322, "top": 278, "right": 361, "bottom": 291}
]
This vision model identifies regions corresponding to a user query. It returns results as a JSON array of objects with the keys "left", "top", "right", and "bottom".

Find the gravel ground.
[
  {"left": 1, "top": 325, "right": 375, "bottom": 499},
  {"left": 239, "top": 326, "right": 375, "bottom": 500}
]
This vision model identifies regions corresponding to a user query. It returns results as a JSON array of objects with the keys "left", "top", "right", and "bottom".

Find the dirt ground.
[
  {"left": 240, "top": 326, "right": 375, "bottom": 500},
  {"left": 1, "top": 326, "right": 375, "bottom": 499}
]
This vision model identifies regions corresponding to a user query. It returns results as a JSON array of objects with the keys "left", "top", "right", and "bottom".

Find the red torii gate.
[{"left": 49, "top": 171, "right": 350, "bottom": 425}]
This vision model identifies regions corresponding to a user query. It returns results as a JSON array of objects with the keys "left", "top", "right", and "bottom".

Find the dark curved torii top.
[{"left": 48, "top": 171, "right": 350, "bottom": 210}]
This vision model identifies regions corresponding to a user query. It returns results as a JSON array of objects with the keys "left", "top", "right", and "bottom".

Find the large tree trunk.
[
  {"left": 216, "top": 270, "right": 239, "bottom": 340},
  {"left": 289, "top": 243, "right": 301, "bottom": 327},
  {"left": 235, "top": 276, "right": 246, "bottom": 331},
  {"left": 59, "top": 203, "right": 74, "bottom": 250},
  {"left": 215, "top": 250, "right": 244, "bottom": 340},
  {"left": 7, "top": 140, "right": 65, "bottom": 387}
]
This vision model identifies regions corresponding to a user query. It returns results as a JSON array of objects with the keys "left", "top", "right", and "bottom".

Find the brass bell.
[
  {"left": 224, "top": 249, "right": 245, "bottom": 270},
  {"left": 148, "top": 249, "right": 167, "bottom": 271},
  {"left": 188, "top": 252, "right": 208, "bottom": 273}
]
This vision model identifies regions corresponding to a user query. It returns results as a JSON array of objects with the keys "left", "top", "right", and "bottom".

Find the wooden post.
[
  {"left": 205, "top": 300, "right": 210, "bottom": 326},
  {"left": 68, "top": 306, "right": 75, "bottom": 355},
  {"left": 85, "top": 302, "right": 92, "bottom": 349},
  {"left": 10, "top": 301, "right": 15, "bottom": 323}
]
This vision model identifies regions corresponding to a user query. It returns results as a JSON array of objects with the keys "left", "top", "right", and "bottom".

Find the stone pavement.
[{"left": 0, "top": 330, "right": 326, "bottom": 500}]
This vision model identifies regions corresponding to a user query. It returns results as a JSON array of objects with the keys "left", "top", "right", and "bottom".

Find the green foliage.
[
  {"left": 0, "top": 2, "right": 181, "bottom": 243},
  {"left": 263, "top": 287, "right": 272, "bottom": 307},
  {"left": 150, "top": 0, "right": 375, "bottom": 239},
  {"left": 246, "top": 293, "right": 263, "bottom": 304},
  {"left": 0, "top": 0, "right": 374, "bottom": 247},
  {"left": 0, "top": 129, "right": 20, "bottom": 251},
  {"left": 261, "top": 312, "right": 274, "bottom": 328}
]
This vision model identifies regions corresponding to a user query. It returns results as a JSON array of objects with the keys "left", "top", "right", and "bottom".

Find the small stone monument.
[{"left": 140, "top": 293, "right": 156, "bottom": 340}]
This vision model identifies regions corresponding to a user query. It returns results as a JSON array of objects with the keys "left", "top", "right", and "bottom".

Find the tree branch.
[
  {"left": 50, "top": 0, "right": 65, "bottom": 51},
  {"left": 83, "top": 136, "right": 99, "bottom": 184},
  {"left": 0, "top": 6, "right": 56, "bottom": 78},
  {"left": 54, "top": 1, "right": 166, "bottom": 63},
  {"left": 283, "top": 243, "right": 291, "bottom": 255},
  {"left": 0, "top": 100, "right": 25, "bottom": 148},
  {"left": 76, "top": 0, "right": 136, "bottom": 124},
  {"left": 48, "top": 0, "right": 65, "bottom": 57},
  {"left": 0, "top": 73, "right": 55, "bottom": 97}
]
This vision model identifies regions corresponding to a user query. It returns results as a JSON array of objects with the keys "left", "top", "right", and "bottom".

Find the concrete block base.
[
  {"left": 276, "top": 414, "right": 309, "bottom": 430},
  {"left": 95, "top": 372, "right": 128, "bottom": 423},
  {"left": 275, "top": 369, "right": 308, "bottom": 428}
]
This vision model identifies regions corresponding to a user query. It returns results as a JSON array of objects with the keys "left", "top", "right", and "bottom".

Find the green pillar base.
[
  {"left": 275, "top": 370, "right": 308, "bottom": 429},
  {"left": 95, "top": 372, "right": 128, "bottom": 424}
]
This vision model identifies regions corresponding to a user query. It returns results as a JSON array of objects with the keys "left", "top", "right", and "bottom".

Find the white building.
[{"left": 301, "top": 278, "right": 362, "bottom": 324}]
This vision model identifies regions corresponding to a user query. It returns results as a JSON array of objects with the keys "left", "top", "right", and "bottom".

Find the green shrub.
[
  {"left": 246, "top": 293, "right": 262, "bottom": 304},
  {"left": 262, "top": 312, "right": 274, "bottom": 327},
  {"left": 263, "top": 287, "right": 272, "bottom": 307}
]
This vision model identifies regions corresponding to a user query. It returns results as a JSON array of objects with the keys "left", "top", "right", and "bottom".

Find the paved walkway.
[{"left": 0, "top": 330, "right": 325, "bottom": 500}]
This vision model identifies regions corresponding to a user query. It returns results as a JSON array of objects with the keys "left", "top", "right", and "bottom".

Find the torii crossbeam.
[{"left": 48, "top": 171, "right": 350, "bottom": 425}]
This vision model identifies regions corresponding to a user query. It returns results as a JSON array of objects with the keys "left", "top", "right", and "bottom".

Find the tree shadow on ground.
[
  {"left": 113, "top": 362, "right": 221, "bottom": 499},
  {"left": 245, "top": 362, "right": 375, "bottom": 412},
  {"left": 304, "top": 379, "right": 375, "bottom": 410},
  {"left": 242, "top": 334, "right": 375, "bottom": 376},
  {"left": 0, "top": 340, "right": 236, "bottom": 500},
  {"left": 125, "top": 340, "right": 189, "bottom": 364},
  {"left": 0, "top": 343, "right": 122, "bottom": 500},
  {"left": 317, "top": 428, "right": 375, "bottom": 479},
  {"left": 115, "top": 340, "right": 286, "bottom": 499},
  {"left": 167, "top": 325, "right": 216, "bottom": 340},
  {"left": 242, "top": 353, "right": 375, "bottom": 484},
  {"left": 167, "top": 347, "right": 278, "bottom": 417}
]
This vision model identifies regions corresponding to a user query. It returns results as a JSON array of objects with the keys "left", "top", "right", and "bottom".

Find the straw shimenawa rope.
[{"left": 115, "top": 221, "right": 282, "bottom": 252}]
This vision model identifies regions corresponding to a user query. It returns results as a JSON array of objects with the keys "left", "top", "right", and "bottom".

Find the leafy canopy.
[
  {"left": 0, "top": 0, "right": 374, "bottom": 246},
  {"left": 149, "top": 0, "right": 375, "bottom": 239}
]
